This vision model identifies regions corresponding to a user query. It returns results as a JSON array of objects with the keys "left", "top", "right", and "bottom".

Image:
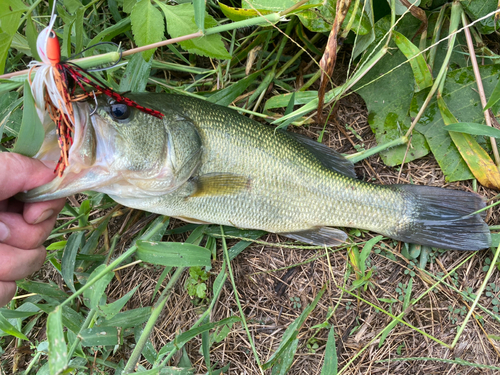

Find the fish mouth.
[{"left": 18, "top": 101, "right": 119, "bottom": 202}]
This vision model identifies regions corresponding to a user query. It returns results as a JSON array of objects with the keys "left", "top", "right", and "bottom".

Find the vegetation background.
[{"left": 1, "top": 0, "right": 500, "bottom": 374}]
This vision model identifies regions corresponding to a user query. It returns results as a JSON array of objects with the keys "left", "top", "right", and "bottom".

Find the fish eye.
[{"left": 110, "top": 103, "right": 131, "bottom": 120}]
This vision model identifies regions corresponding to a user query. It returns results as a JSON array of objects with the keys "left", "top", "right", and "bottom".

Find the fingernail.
[
  {"left": 34, "top": 210, "right": 54, "bottom": 224},
  {"left": 0, "top": 221, "right": 9, "bottom": 242}
]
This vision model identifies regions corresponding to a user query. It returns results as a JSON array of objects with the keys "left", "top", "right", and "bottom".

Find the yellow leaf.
[{"left": 437, "top": 97, "right": 500, "bottom": 189}]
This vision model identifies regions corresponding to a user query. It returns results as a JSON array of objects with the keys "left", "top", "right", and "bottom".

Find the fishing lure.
[{"left": 30, "top": 12, "right": 163, "bottom": 176}]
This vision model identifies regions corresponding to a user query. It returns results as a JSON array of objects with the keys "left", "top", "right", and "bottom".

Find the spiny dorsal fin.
[
  {"left": 282, "top": 227, "right": 347, "bottom": 246},
  {"left": 190, "top": 173, "right": 251, "bottom": 198},
  {"left": 282, "top": 131, "right": 357, "bottom": 179}
]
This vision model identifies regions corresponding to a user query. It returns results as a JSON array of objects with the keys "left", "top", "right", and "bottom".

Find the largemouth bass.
[{"left": 20, "top": 94, "right": 491, "bottom": 250}]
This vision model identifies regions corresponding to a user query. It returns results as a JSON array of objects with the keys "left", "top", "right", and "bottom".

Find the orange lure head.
[{"left": 46, "top": 30, "right": 60, "bottom": 66}]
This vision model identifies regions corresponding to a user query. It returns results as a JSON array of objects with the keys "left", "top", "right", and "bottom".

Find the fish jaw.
[{"left": 18, "top": 101, "right": 122, "bottom": 202}]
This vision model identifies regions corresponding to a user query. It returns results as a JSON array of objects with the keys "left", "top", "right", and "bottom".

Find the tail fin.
[{"left": 391, "top": 185, "right": 491, "bottom": 251}]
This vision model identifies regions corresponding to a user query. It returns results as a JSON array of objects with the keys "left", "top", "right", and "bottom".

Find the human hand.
[{"left": 0, "top": 153, "right": 65, "bottom": 306}]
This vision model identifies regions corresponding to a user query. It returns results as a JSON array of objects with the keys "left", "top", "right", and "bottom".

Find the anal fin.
[
  {"left": 281, "top": 227, "right": 347, "bottom": 246},
  {"left": 189, "top": 173, "right": 251, "bottom": 198}
]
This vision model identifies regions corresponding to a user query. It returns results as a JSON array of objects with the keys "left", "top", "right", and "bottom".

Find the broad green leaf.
[
  {"left": 62, "top": 232, "right": 84, "bottom": 293},
  {"left": 136, "top": 240, "right": 211, "bottom": 267},
  {"left": 461, "top": 0, "right": 500, "bottom": 34},
  {"left": 0, "top": 0, "right": 26, "bottom": 36},
  {"left": 0, "top": 33, "right": 13, "bottom": 76},
  {"left": 296, "top": 2, "right": 370, "bottom": 34},
  {"left": 63, "top": 0, "right": 82, "bottom": 14},
  {"left": 80, "top": 326, "right": 119, "bottom": 346},
  {"left": 220, "top": 3, "right": 273, "bottom": 22},
  {"left": 445, "top": 123, "right": 500, "bottom": 139},
  {"left": 98, "top": 284, "right": 140, "bottom": 320},
  {"left": 411, "top": 95, "right": 473, "bottom": 182},
  {"left": 17, "top": 280, "right": 69, "bottom": 302},
  {"left": 36, "top": 304, "right": 84, "bottom": 334},
  {"left": 437, "top": 97, "right": 500, "bottom": 189},
  {"left": 83, "top": 264, "right": 115, "bottom": 310},
  {"left": 413, "top": 65, "right": 500, "bottom": 182},
  {"left": 392, "top": 31, "right": 432, "bottom": 91},
  {"left": 355, "top": 15, "right": 430, "bottom": 166},
  {"left": 321, "top": 326, "right": 338, "bottom": 375},
  {"left": 47, "top": 307, "right": 68, "bottom": 374},
  {"left": 484, "top": 77, "right": 500, "bottom": 111},
  {"left": 0, "top": 313, "right": 29, "bottom": 340},
  {"left": 12, "top": 80, "right": 44, "bottom": 156},
  {"left": 119, "top": 53, "right": 153, "bottom": 92},
  {"left": 99, "top": 307, "right": 151, "bottom": 328},
  {"left": 123, "top": 0, "right": 137, "bottom": 13},
  {"left": 131, "top": 0, "right": 165, "bottom": 61},
  {"left": 207, "top": 69, "right": 262, "bottom": 106},
  {"left": 263, "top": 285, "right": 326, "bottom": 369},
  {"left": 157, "top": 2, "right": 231, "bottom": 59}
]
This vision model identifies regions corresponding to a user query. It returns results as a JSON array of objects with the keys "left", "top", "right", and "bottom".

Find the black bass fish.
[{"left": 20, "top": 94, "right": 491, "bottom": 250}]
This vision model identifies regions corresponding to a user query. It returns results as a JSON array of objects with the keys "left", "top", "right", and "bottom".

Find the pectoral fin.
[
  {"left": 190, "top": 173, "right": 251, "bottom": 198},
  {"left": 282, "top": 227, "right": 347, "bottom": 246}
]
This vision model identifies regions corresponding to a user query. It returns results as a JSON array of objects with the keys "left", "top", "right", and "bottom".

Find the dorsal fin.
[{"left": 282, "top": 131, "right": 357, "bottom": 179}]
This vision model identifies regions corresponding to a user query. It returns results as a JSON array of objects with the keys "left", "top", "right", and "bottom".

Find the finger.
[
  {"left": 23, "top": 198, "right": 66, "bottom": 225},
  {"left": 0, "top": 211, "right": 60, "bottom": 249},
  {"left": 0, "top": 244, "right": 46, "bottom": 281},
  {"left": 0, "top": 281, "right": 16, "bottom": 307},
  {"left": 0, "top": 153, "right": 58, "bottom": 201}
]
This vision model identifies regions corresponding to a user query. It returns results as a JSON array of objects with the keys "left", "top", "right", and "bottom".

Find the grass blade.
[
  {"left": 445, "top": 122, "right": 500, "bottom": 139},
  {"left": 12, "top": 80, "right": 44, "bottom": 156},
  {"left": 263, "top": 285, "right": 326, "bottom": 370},
  {"left": 193, "top": 0, "right": 205, "bottom": 32},
  {"left": 83, "top": 264, "right": 115, "bottom": 310},
  {"left": 47, "top": 307, "right": 68, "bottom": 374},
  {"left": 0, "top": 313, "right": 29, "bottom": 341},
  {"left": 321, "top": 325, "right": 338, "bottom": 375},
  {"left": 61, "top": 232, "right": 84, "bottom": 293},
  {"left": 136, "top": 240, "right": 211, "bottom": 267}
]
